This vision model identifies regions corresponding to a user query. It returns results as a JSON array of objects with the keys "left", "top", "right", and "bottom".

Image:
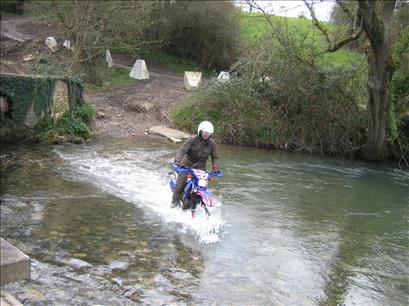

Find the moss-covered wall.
[{"left": 0, "top": 73, "right": 84, "bottom": 136}]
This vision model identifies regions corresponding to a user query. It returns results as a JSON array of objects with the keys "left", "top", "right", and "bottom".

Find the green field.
[
  {"left": 238, "top": 11, "right": 365, "bottom": 66},
  {"left": 85, "top": 67, "right": 137, "bottom": 93}
]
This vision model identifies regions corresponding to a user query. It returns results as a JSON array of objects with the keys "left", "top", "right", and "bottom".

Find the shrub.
[
  {"left": 39, "top": 103, "right": 95, "bottom": 143},
  {"left": 173, "top": 78, "right": 266, "bottom": 145},
  {"left": 173, "top": 38, "right": 368, "bottom": 155},
  {"left": 0, "top": 0, "right": 25, "bottom": 15},
  {"left": 158, "top": 1, "right": 242, "bottom": 70},
  {"left": 388, "top": 26, "right": 409, "bottom": 162},
  {"left": 37, "top": 55, "right": 50, "bottom": 64}
]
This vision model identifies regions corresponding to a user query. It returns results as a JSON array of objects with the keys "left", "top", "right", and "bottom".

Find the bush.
[
  {"left": 173, "top": 38, "right": 368, "bottom": 155},
  {"left": 73, "top": 102, "right": 95, "bottom": 125},
  {"left": 173, "top": 78, "right": 265, "bottom": 145},
  {"left": 158, "top": 1, "right": 242, "bottom": 70},
  {"left": 39, "top": 103, "right": 95, "bottom": 143},
  {"left": 0, "top": 0, "right": 24, "bottom": 15},
  {"left": 388, "top": 26, "right": 409, "bottom": 162}
]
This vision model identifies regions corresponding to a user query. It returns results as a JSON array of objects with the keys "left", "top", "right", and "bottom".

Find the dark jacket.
[{"left": 175, "top": 134, "right": 219, "bottom": 169}]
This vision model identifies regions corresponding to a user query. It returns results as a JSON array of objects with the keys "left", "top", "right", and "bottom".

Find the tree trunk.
[
  {"left": 304, "top": 0, "right": 397, "bottom": 160},
  {"left": 359, "top": 0, "right": 395, "bottom": 161},
  {"left": 365, "top": 41, "right": 393, "bottom": 161}
]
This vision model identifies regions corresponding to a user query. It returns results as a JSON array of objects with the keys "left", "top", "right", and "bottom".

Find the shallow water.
[{"left": 1, "top": 137, "right": 408, "bottom": 305}]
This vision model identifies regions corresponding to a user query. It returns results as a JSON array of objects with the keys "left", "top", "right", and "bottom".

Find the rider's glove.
[{"left": 212, "top": 163, "right": 219, "bottom": 173}]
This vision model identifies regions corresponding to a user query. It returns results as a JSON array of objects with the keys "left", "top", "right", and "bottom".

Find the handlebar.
[{"left": 173, "top": 163, "right": 224, "bottom": 177}]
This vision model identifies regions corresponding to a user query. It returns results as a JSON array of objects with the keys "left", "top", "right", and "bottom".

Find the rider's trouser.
[{"left": 172, "top": 172, "right": 187, "bottom": 203}]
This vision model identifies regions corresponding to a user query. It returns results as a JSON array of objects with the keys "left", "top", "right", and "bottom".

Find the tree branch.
[
  {"left": 245, "top": 0, "right": 307, "bottom": 63},
  {"left": 303, "top": 0, "right": 332, "bottom": 46},
  {"left": 328, "top": 30, "right": 363, "bottom": 51},
  {"left": 304, "top": 0, "right": 363, "bottom": 52},
  {"left": 336, "top": 0, "right": 354, "bottom": 19}
]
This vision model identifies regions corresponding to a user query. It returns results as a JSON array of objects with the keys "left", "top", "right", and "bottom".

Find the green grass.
[
  {"left": 141, "top": 51, "right": 216, "bottom": 77},
  {"left": 147, "top": 52, "right": 199, "bottom": 73},
  {"left": 321, "top": 49, "right": 365, "bottom": 66},
  {"left": 0, "top": 11, "right": 18, "bottom": 16},
  {"left": 85, "top": 67, "right": 137, "bottom": 93},
  {"left": 238, "top": 11, "right": 366, "bottom": 67},
  {"left": 23, "top": 0, "right": 57, "bottom": 19},
  {"left": 239, "top": 12, "right": 335, "bottom": 44}
]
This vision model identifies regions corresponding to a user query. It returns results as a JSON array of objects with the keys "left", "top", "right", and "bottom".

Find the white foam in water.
[{"left": 54, "top": 147, "right": 226, "bottom": 244}]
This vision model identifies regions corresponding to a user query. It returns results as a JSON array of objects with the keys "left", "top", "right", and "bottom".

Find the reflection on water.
[{"left": 1, "top": 137, "right": 408, "bottom": 305}]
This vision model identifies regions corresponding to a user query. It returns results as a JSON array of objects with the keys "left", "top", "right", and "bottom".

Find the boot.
[
  {"left": 182, "top": 197, "right": 191, "bottom": 210},
  {"left": 170, "top": 198, "right": 179, "bottom": 208}
]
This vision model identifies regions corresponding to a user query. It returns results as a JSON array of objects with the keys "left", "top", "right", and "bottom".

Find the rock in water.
[
  {"left": 109, "top": 260, "right": 130, "bottom": 272},
  {"left": 64, "top": 258, "right": 93, "bottom": 270}
]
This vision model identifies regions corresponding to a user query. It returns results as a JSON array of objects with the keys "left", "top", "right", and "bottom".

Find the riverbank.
[{"left": 0, "top": 16, "right": 194, "bottom": 140}]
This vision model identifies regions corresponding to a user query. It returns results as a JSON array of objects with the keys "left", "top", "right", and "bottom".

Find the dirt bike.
[{"left": 169, "top": 164, "right": 224, "bottom": 218}]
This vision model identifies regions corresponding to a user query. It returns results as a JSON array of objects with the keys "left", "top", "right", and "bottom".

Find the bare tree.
[
  {"left": 52, "top": 1, "right": 116, "bottom": 73},
  {"left": 48, "top": 1, "right": 161, "bottom": 82}
]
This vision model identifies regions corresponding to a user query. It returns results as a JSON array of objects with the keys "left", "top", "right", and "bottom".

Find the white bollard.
[
  {"left": 106, "top": 50, "right": 113, "bottom": 68},
  {"left": 0, "top": 96, "right": 9, "bottom": 115},
  {"left": 129, "top": 59, "right": 150, "bottom": 80},
  {"left": 63, "top": 40, "right": 71, "bottom": 49},
  {"left": 45, "top": 37, "right": 57, "bottom": 51},
  {"left": 184, "top": 71, "right": 202, "bottom": 91},
  {"left": 217, "top": 71, "right": 230, "bottom": 82}
]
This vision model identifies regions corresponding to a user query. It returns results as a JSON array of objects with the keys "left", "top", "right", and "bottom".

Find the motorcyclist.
[{"left": 171, "top": 121, "right": 220, "bottom": 208}]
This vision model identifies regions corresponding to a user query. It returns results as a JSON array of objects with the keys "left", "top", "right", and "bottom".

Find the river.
[{"left": 1, "top": 136, "right": 408, "bottom": 305}]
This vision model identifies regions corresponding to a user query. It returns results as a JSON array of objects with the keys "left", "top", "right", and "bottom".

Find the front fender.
[{"left": 195, "top": 190, "right": 214, "bottom": 207}]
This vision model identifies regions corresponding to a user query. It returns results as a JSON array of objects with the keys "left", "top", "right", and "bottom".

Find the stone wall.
[
  {"left": 52, "top": 80, "right": 70, "bottom": 120},
  {"left": 0, "top": 73, "right": 84, "bottom": 139}
]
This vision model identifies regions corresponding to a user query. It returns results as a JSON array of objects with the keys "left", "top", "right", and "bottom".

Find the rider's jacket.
[{"left": 175, "top": 134, "right": 219, "bottom": 170}]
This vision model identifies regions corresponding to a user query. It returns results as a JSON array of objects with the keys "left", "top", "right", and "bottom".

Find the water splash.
[{"left": 54, "top": 146, "right": 227, "bottom": 244}]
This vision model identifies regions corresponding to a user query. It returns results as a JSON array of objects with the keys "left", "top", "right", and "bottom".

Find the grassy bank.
[
  {"left": 239, "top": 11, "right": 365, "bottom": 66},
  {"left": 84, "top": 67, "right": 137, "bottom": 93}
]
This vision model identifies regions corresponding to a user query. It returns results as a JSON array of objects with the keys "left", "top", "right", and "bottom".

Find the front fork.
[{"left": 189, "top": 193, "right": 210, "bottom": 218}]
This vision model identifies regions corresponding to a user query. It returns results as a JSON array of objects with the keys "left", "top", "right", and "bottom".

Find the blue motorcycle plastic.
[{"left": 169, "top": 164, "right": 224, "bottom": 218}]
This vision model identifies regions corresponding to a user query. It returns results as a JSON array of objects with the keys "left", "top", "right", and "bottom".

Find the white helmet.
[{"left": 197, "top": 121, "right": 214, "bottom": 135}]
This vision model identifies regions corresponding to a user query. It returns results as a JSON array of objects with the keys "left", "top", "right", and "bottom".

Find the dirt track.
[
  {"left": 85, "top": 67, "right": 192, "bottom": 137},
  {"left": 0, "top": 16, "right": 36, "bottom": 42},
  {"left": 0, "top": 16, "right": 193, "bottom": 138}
]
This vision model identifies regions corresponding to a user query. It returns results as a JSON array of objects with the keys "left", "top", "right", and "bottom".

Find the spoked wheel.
[
  {"left": 190, "top": 195, "right": 199, "bottom": 219},
  {"left": 181, "top": 196, "right": 196, "bottom": 218},
  {"left": 182, "top": 197, "right": 190, "bottom": 210},
  {"left": 201, "top": 201, "right": 211, "bottom": 217},
  {"left": 182, "top": 194, "right": 210, "bottom": 219}
]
